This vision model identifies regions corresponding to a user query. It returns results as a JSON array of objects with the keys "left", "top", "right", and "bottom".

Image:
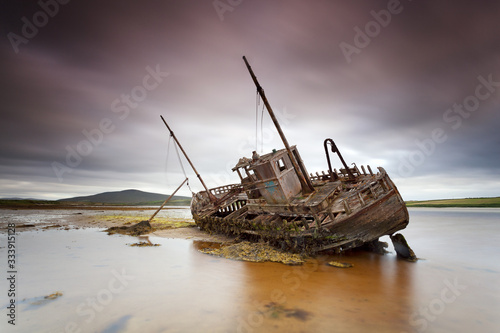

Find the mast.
[
  {"left": 242, "top": 56, "right": 314, "bottom": 194},
  {"left": 160, "top": 115, "right": 217, "bottom": 202}
]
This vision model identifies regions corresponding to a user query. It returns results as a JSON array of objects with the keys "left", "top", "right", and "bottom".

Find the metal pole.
[
  {"left": 324, "top": 138, "right": 354, "bottom": 180},
  {"left": 242, "top": 56, "right": 314, "bottom": 193},
  {"left": 160, "top": 116, "right": 217, "bottom": 202}
]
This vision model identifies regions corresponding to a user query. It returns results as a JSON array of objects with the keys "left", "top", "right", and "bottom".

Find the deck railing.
[
  {"left": 309, "top": 164, "right": 379, "bottom": 182},
  {"left": 209, "top": 184, "right": 243, "bottom": 195},
  {"left": 335, "top": 168, "right": 391, "bottom": 217}
]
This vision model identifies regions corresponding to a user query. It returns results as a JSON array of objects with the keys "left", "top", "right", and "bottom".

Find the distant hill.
[{"left": 58, "top": 189, "right": 191, "bottom": 206}]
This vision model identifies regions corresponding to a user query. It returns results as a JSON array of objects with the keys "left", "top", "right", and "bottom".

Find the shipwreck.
[{"left": 162, "top": 56, "right": 415, "bottom": 258}]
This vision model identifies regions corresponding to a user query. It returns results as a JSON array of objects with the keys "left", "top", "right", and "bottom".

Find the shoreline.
[
  {"left": 405, "top": 196, "right": 500, "bottom": 207},
  {"left": 0, "top": 206, "right": 234, "bottom": 243},
  {"left": 1, "top": 205, "right": 498, "bottom": 244},
  {"left": 3, "top": 199, "right": 500, "bottom": 210},
  {"left": 0, "top": 204, "right": 188, "bottom": 210}
]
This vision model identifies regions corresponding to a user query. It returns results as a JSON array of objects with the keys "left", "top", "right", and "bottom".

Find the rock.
[
  {"left": 327, "top": 261, "right": 353, "bottom": 268},
  {"left": 44, "top": 292, "right": 63, "bottom": 300},
  {"left": 390, "top": 233, "right": 417, "bottom": 261},
  {"left": 360, "top": 238, "right": 389, "bottom": 254},
  {"left": 128, "top": 241, "right": 160, "bottom": 247},
  {"left": 17, "top": 224, "right": 36, "bottom": 228},
  {"left": 199, "top": 241, "right": 305, "bottom": 265},
  {"left": 105, "top": 220, "right": 152, "bottom": 236}
]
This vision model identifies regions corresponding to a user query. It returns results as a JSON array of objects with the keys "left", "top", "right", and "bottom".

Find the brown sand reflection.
[{"left": 192, "top": 239, "right": 417, "bottom": 332}]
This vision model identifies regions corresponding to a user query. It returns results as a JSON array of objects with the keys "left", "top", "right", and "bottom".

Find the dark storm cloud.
[{"left": 0, "top": 0, "right": 499, "bottom": 200}]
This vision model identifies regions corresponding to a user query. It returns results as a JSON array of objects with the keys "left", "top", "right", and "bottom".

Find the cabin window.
[
  {"left": 247, "top": 169, "right": 259, "bottom": 181},
  {"left": 277, "top": 158, "right": 287, "bottom": 172}
]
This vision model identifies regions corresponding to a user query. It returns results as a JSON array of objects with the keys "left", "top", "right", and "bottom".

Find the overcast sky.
[{"left": 1, "top": 0, "right": 499, "bottom": 201}]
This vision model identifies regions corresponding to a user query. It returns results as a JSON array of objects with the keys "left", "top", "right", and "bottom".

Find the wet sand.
[
  {"left": 150, "top": 227, "right": 234, "bottom": 242},
  {"left": 0, "top": 205, "right": 232, "bottom": 243}
]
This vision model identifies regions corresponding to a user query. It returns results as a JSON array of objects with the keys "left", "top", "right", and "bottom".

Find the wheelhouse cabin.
[{"left": 232, "top": 146, "right": 307, "bottom": 205}]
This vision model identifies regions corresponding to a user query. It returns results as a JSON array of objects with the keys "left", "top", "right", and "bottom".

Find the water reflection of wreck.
[{"left": 165, "top": 56, "right": 414, "bottom": 257}]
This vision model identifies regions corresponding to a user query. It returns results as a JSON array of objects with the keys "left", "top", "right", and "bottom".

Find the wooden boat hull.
[
  {"left": 191, "top": 167, "right": 409, "bottom": 253},
  {"left": 314, "top": 187, "right": 408, "bottom": 251}
]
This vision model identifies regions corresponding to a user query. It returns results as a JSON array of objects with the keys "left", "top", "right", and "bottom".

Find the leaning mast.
[
  {"left": 160, "top": 115, "right": 217, "bottom": 202},
  {"left": 242, "top": 56, "right": 314, "bottom": 194}
]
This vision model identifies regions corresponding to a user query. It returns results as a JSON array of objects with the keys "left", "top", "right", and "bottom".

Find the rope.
[
  {"left": 164, "top": 134, "right": 192, "bottom": 193},
  {"left": 164, "top": 135, "right": 172, "bottom": 184},
  {"left": 255, "top": 92, "right": 266, "bottom": 153},
  {"left": 260, "top": 99, "right": 265, "bottom": 153},
  {"left": 256, "top": 90, "right": 259, "bottom": 151},
  {"left": 173, "top": 140, "right": 187, "bottom": 178},
  {"left": 173, "top": 139, "right": 193, "bottom": 193}
]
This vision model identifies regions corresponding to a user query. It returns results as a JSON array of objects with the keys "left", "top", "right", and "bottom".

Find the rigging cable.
[
  {"left": 260, "top": 97, "right": 265, "bottom": 153},
  {"left": 165, "top": 133, "right": 193, "bottom": 194},
  {"left": 173, "top": 138, "right": 193, "bottom": 193},
  {"left": 255, "top": 90, "right": 259, "bottom": 152},
  {"left": 255, "top": 92, "right": 266, "bottom": 154},
  {"left": 164, "top": 134, "right": 172, "bottom": 185}
]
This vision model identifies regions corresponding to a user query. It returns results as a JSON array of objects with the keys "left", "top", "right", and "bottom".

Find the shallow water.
[
  {"left": 0, "top": 208, "right": 499, "bottom": 332},
  {"left": 0, "top": 206, "right": 193, "bottom": 228}
]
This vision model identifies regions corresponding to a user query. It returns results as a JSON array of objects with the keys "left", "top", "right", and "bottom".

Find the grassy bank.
[{"left": 405, "top": 197, "right": 500, "bottom": 208}]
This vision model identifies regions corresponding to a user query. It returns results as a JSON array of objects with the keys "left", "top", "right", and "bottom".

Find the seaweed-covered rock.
[
  {"left": 327, "top": 261, "right": 353, "bottom": 268},
  {"left": 105, "top": 220, "right": 152, "bottom": 236},
  {"left": 199, "top": 241, "right": 305, "bottom": 265}
]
